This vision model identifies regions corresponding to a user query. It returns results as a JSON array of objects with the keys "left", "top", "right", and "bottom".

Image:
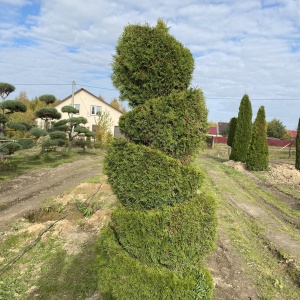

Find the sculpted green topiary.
[
  {"left": 111, "top": 19, "right": 194, "bottom": 107},
  {"left": 118, "top": 88, "right": 208, "bottom": 163},
  {"left": 246, "top": 106, "right": 269, "bottom": 171},
  {"left": 97, "top": 19, "right": 216, "bottom": 300}
]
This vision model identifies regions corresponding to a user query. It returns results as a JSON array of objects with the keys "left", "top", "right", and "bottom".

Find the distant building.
[{"left": 54, "top": 88, "right": 123, "bottom": 135}]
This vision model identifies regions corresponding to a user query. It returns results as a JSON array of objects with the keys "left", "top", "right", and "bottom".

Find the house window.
[
  {"left": 74, "top": 104, "right": 80, "bottom": 113},
  {"left": 91, "top": 105, "right": 102, "bottom": 115},
  {"left": 69, "top": 103, "right": 80, "bottom": 113}
]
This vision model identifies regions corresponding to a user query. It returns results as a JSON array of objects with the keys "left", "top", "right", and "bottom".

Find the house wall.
[{"left": 54, "top": 89, "right": 122, "bottom": 134}]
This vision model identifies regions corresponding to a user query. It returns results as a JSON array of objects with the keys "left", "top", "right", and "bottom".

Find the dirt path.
[
  {"left": 201, "top": 156, "right": 300, "bottom": 299},
  {"left": 0, "top": 155, "right": 104, "bottom": 230}
]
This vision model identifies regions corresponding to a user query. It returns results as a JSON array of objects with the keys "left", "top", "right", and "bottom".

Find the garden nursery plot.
[{"left": 0, "top": 150, "right": 299, "bottom": 299}]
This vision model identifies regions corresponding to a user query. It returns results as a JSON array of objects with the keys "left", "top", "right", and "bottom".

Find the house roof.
[
  {"left": 288, "top": 130, "right": 297, "bottom": 138},
  {"left": 208, "top": 126, "right": 218, "bottom": 135},
  {"left": 57, "top": 88, "right": 123, "bottom": 114}
]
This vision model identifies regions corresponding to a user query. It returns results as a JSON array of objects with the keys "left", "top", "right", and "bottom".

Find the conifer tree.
[
  {"left": 97, "top": 20, "right": 217, "bottom": 300},
  {"left": 295, "top": 118, "right": 300, "bottom": 170},
  {"left": 246, "top": 106, "right": 268, "bottom": 171},
  {"left": 227, "top": 117, "right": 237, "bottom": 147},
  {"left": 229, "top": 94, "right": 252, "bottom": 162}
]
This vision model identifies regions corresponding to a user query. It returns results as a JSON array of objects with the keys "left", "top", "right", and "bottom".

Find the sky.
[{"left": 0, "top": 0, "right": 300, "bottom": 129}]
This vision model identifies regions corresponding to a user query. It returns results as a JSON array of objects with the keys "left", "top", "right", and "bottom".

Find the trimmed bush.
[
  {"left": 111, "top": 191, "right": 217, "bottom": 268},
  {"left": 246, "top": 106, "right": 269, "bottom": 171},
  {"left": 230, "top": 94, "right": 252, "bottom": 162},
  {"left": 119, "top": 88, "right": 208, "bottom": 163},
  {"left": 17, "top": 138, "right": 34, "bottom": 149},
  {"left": 97, "top": 227, "right": 214, "bottom": 300},
  {"left": 111, "top": 19, "right": 194, "bottom": 107},
  {"left": 104, "top": 139, "right": 204, "bottom": 210}
]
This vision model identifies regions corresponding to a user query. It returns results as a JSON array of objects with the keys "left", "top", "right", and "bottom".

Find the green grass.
[
  {"left": 0, "top": 147, "right": 103, "bottom": 181},
  {"left": 198, "top": 155, "right": 300, "bottom": 299}
]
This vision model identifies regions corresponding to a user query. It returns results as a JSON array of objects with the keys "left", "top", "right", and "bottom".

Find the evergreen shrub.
[
  {"left": 229, "top": 94, "right": 252, "bottom": 162},
  {"left": 246, "top": 106, "right": 268, "bottom": 171},
  {"left": 17, "top": 138, "right": 34, "bottom": 149},
  {"left": 104, "top": 139, "right": 204, "bottom": 210},
  {"left": 96, "top": 227, "right": 214, "bottom": 300},
  {"left": 110, "top": 191, "right": 217, "bottom": 268},
  {"left": 111, "top": 20, "right": 194, "bottom": 107},
  {"left": 119, "top": 88, "right": 208, "bottom": 163}
]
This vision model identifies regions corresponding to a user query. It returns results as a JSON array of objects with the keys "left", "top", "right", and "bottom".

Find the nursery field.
[{"left": 0, "top": 148, "right": 299, "bottom": 299}]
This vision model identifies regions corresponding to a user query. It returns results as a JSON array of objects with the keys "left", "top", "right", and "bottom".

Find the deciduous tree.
[{"left": 267, "top": 118, "right": 286, "bottom": 139}]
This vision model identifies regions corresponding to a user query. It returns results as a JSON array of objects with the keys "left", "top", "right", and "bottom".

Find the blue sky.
[{"left": 1, "top": 0, "right": 300, "bottom": 129}]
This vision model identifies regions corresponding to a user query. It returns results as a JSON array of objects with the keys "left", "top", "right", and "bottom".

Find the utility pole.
[{"left": 71, "top": 80, "right": 75, "bottom": 118}]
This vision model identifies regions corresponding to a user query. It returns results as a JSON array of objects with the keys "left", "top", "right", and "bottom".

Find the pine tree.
[
  {"left": 229, "top": 94, "right": 252, "bottom": 162},
  {"left": 295, "top": 118, "right": 300, "bottom": 170},
  {"left": 246, "top": 106, "right": 268, "bottom": 171},
  {"left": 97, "top": 19, "right": 217, "bottom": 300}
]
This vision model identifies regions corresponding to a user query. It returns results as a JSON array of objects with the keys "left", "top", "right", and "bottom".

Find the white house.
[{"left": 55, "top": 88, "right": 123, "bottom": 134}]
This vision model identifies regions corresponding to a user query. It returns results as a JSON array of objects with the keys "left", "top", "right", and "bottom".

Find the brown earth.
[{"left": 1, "top": 155, "right": 300, "bottom": 299}]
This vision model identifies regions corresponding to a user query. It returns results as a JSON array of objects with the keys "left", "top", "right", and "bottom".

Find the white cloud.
[{"left": 1, "top": 0, "right": 300, "bottom": 128}]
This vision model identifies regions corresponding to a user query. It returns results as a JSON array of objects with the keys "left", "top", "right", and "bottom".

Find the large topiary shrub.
[
  {"left": 229, "top": 94, "right": 253, "bottom": 162},
  {"left": 97, "top": 19, "right": 217, "bottom": 300},
  {"left": 246, "top": 106, "right": 269, "bottom": 171}
]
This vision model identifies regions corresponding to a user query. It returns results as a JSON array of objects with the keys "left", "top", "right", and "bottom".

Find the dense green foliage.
[
  {"left": 227, "top": 117, "right": 237, "bottom": 147},
  {"left": 229, "top": 94, "right": 252, "bottom": 162},
  {"left": 0, "top": 142, "right": 22, "bottom": 155},
  {"left": 110, "top": 191, "right": 217, "bottom": 268},
  {"left": 0, "top": 82, "right": 15, "bottom": 101},
  {"left": 119, "top": 88, "right": 208, "bottom": 163},
  {"left": 52, "top": 111, "right": 94, "bottom": 149},
  {"left": 97, "top": 228, "right": 213, "bottom": 300},
  {"left": 267, "top": 118, "right": 286, "bottom": 139},
  {"left": 39, "top": 94, "right": 57, "bottom": 105},
  {"left": 61, "top": 105, "right": 79, "bottom": 115},
  {"left": 246, "top": 106, "right": 269, "bottom": 171},
  {"left": 98, "top": 19, "right": 216, "bottom": 300},
  {"left": 295, "top": 118, "right": 300, "bottom": 170},
  {"left": 0, "top": 100, "right": 27, "bottom": 114},
  {"left": 104, "top": 139, "right": 204, "bottom": 210},
  {"left": 111, "top": 19, "right": 194, "bottom": 107},
  {"left": 34, "top": 107, "right": 61, "bottom": 121}
]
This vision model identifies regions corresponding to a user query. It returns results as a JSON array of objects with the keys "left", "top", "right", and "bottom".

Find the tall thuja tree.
[
  {"left": 97, "top": 20, "right": 217, "bottom": 300},
  {"left": 229, "top": 94, "right": 253, "bottom": 162},
  {"left": 227, "top": 117, "right": 237, "bottom": 147},
  {"left": 295, "top": 118, "right": 300, "bottom": 170},
  {"left": 246, "top": 106, "right": 268, "bottom": 171}
]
